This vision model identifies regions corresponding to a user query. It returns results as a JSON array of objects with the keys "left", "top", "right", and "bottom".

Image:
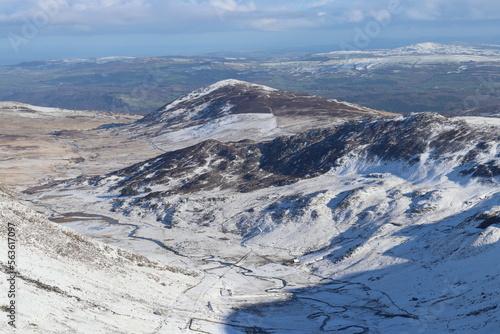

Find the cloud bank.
[
  {"left": 0, "top": 0, "right": 499, "bottom": 64},
  {"left": 1, "top": 0, "right": 499, "bottom": 35}
]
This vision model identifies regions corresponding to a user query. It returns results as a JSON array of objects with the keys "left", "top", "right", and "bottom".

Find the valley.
[
  {"left": 1, "top": 79, "right": 499, "bottom": 333},
  {"left": 0, "top": 102, "right": 160, "bottom": 190}
]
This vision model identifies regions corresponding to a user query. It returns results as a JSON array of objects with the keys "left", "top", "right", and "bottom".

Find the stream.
[
  {"left": 53, "top": 211, "right": 186, "bottom": 257},
  {"left": 203, "top": 255, "right": 288, "bottom": 293}
]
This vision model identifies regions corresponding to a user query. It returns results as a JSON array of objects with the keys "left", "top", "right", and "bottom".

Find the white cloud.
[
  {"left": 210, "top": 0, "right": 256, "bottom": 13},
  {"left": 400, "top": 0, "right": 500, "bottom": 21},
  {"left": 1, "top": 0, "right": 499, "bottom": 36},
  {"left": 248, "top": 17, "right": 317, "bottom": 31},
  {"left": 306, "top": 0, "right": 336, "bottom": 9},
  {"left": 347, "top": 9, "right": 365, "bottom": 23}
]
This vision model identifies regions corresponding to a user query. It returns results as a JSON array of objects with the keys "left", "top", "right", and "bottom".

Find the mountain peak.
[
  {"left": 177, "top": 79, "right": 278, "bottom": 107},
  {"left": 410, "top": 42, "right": 446, "bottom": 50},
  {"left": 206, "top": 79, "right": 277, "bottom": 92},
  {"left": 130, "top": 80, "right": 395, "bottom": 145},
  {"left": 138, "top": 79, "right": 281, "bottom": 127},
  {"left": 393, "top": 42, "right": 474, "bottom": 55}
]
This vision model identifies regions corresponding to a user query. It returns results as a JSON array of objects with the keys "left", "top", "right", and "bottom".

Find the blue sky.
[{"left": 1, "top": 0, "right": 499, "bottom": 65}]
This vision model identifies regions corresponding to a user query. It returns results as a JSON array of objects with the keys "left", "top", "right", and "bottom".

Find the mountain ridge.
[
  {"left": 84, "top": 113, "right": 500, "bottom": 199},
  {"left": 124, "top": 79, "right": 395, "bottom": 148}
]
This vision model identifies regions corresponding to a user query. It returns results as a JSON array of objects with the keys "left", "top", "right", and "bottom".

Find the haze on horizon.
[{"left": 1, "top": 0, "right": 500, "bottom": 65}]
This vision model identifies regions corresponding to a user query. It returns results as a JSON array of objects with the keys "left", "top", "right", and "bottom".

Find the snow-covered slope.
[
  {"left": 33, "top": 112, "right": 500, "bottom": 333},
  {"left": 310, "top": 42, "right": 500, "bottom": 78},
  {"left": 389, "top": 42, "right": 500, "bottom": 56},
  {"left": 123, "top": 79, "right": 394, "bottom": 148},
  {"left": 0, "top": 183, "right": 199, "bottom": 333},
  {"left": 0, "top": 101, "right": 123, "bottom": 119},
  {"left": 316, "top": 42, "right": 500, "bottom": 58},
  {"left": 88, "top": 113, "right": 500, "bottom": 196}
]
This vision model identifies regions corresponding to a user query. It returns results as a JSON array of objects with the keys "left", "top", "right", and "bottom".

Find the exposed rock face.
[
  {"left": 259, "top": 113, "right": 500, "bottom": 177},
  {"left": 92, "top": 113, "right": 499, "bottom": 199}
]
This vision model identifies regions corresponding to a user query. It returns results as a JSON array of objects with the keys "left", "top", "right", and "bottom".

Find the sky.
[{"left": 0, "top": 0, "right": 499, "bottom": 65}]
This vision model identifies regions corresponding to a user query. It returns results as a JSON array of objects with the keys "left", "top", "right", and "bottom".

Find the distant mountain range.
[
  {"left": 1, "top": 42, "right": 499, "bottom": 116},
  {"left": 316, "top": 42, "right": 500, "bottom": 57}
]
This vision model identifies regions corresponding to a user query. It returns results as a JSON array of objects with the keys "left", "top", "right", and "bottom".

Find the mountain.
[
  {"left": 31, "top": 111, "right": 500, "bottom": 333},
  {"left": 86, "top": 112, "right": 500, "bottom": 206},
  {"left": 315, "top": 42, "right": 500, "bottom": 58},
  {"left": 1, "top": 43, "right": 499, "bottom": 115},
  {"left": 137, "top": 79, "right": 389, "bottom": 127},
  {"left": 124, "top": 79, "right": 395, "bottom": 147},
  {"left": 390, "top": 42, "right": 498, "bottom": 55},
  {"left": 3, "top": 75, "right": 498, "bottom": 333}
]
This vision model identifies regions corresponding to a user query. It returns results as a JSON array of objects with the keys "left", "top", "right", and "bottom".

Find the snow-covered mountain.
[
  {"left": 310, "top": 42, "right": 500, "bottom": 80},
  {"left": 316, "top": 42, "right": 500, "bottom": 58},
  {"left": 33, "top": 111, "right": 500, "bottom": 333},
  {"left": 386, "top": 42, "right": 500, "bottom": 56},
  {"left": 2, "top": 48, "right": 499, "bottom": 332},
  {"left": 123, "top": 79, "right": 394, "bottom": 147},
  {"left": 93, "top": 113, "right": 500, "bottom": 196},
  {"left": 393, "top": 42, "right": 466, "bottom": 54}
]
